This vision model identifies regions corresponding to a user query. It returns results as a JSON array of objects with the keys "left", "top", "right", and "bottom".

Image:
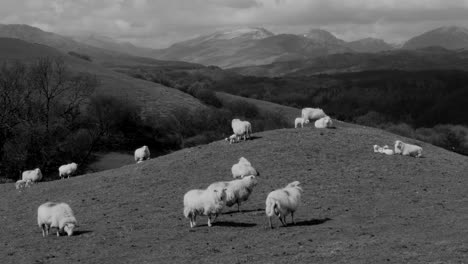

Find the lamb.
[
  {"left": 37, "top": 202, "right": 77, "bottom": 237},
  {"left": 15, "top": 179, "right": 31, "bottom": 190},
  {"left": 294, "top": 117, "right": 309, "bottom": 128},
  {"left": 231, "top": 119, "right": 252, "bottom": 141},
  {"left": 134, "top": 145, "right": 150, "bottom": 163},
  {"left": 265, "top": 181, "right": 303, "bottom": 228},
  {"left": 58, "top": 162, "right": 78, "bottom": 179},
  {"left": 394, "top": 140, "right": 423, "bottom": 158},
  {"left": 231, "top": 157, "right": 259, "bottom": 179},
  {"left": 22, "top": 168, "right": 42, "bottom": 183},
  {"left": 207, "top": 175, "right": 258, "bottom": 212},
  {"left": 373, "top": 145, "right": 382, "bottom": 153},
  {"left": 314, "top": 116, "right": 333, "bottom": 129},
  {"left": 225, "top": 134, "right": 240, "bottom": 144},
  {"left": 301, "top": 107, "right": 327, "bottom": 122},
  {"left": 380, "top": 145, "right": 394, "bottom": 155},
  {"left": 183, "top": 185, "right": 227, "bottom": 228}
]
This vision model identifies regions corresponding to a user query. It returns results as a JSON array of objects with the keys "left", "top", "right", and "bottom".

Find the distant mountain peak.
[
  {"left": 303, "top": 29, "right": 342, "bottom": 43},
  {"left": 207, "top": 27, "right": 274, "bottom": 40}
]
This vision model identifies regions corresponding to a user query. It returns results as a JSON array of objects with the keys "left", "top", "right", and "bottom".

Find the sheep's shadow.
[
  {"left": 291, "top": 218, "right": 332, "bottom": 226},
  {"left": 73, "top": 230, "right": 93, "bottom": 236},
  {"left": 247, "top": 136, "right": 262, "bottom": 141},
  {"left": 222, "top": 208, "right": 264, "bottom": 215},
  {"left": 214, "top": 221, "right": 257, "bottom": 227}
]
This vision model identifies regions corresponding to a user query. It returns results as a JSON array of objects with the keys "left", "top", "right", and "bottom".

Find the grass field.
[{"left": 1, "top": 123, "right": 467, "bottom": 263}]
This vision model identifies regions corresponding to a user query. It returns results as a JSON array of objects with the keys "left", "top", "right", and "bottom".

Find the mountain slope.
[
  {"left": 1, "top": 124, "right": 467, "bottom": 263},
  {"left": 403, "top": 26, "right": 468, "bottom": 50},
  {"left": 347, "top": 38, "right": 394, "bottom": 53},
  {"left": 157, "top": 28, "right": 351, "bottom": 68}
]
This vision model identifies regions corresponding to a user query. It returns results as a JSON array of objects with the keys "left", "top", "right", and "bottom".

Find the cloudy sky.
[{"left": 1, "top": 0, "right": 468, "bottom": 48}]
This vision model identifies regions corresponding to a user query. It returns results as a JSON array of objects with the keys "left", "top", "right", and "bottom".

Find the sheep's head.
[
  {"left": 213, "top": 188, "right": 227, "bottom": 202},
  {"left": 373, "top": 145, "right": 380, "bottom": 152},
  {"left": 244, "top": 175, "right": 258, "bottom": 186},
  {"left": 304, "top": 119, "right": 310, "bottom": 124},
  {"left": 64, "top": 223, "right": 75, "bottom": 236},
  {"left": 394, "top": 141, "right": 403, "bottom": 153}
]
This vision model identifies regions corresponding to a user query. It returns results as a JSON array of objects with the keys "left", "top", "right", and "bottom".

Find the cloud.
[{"left": 1, "top": 0, "right": 468, "bottom": 47}]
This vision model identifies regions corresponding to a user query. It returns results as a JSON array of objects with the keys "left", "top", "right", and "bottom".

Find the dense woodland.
[{"left": 124, "top": 66, "right": 468, "bottom": 155}]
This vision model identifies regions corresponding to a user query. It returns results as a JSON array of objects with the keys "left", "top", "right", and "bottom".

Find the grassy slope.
[
  {"left": 0, "top": 37, "right": 205, "bottom": 118},
  {"left": 1, "top": 124, "right": 467, "bottom": 263}
]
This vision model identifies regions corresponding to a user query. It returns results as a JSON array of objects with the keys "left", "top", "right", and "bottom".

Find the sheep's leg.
[
  {"left": 237, "top": 203, "right": 241, "bottom": 212},
  {"left": 291, "top": 212, "right": 295, "bottom": 225},
  {"left": 268, "top": 217, "right": 273, "bottom": 229},
  {"left": 207, "top": 215, "right": 212, "bottom": 227},
  {"left": 279, "top": 215, "right": 287, "bottom": 227},
  {"left": 41, "top": 224, "right": 46, "bottom": 237}
]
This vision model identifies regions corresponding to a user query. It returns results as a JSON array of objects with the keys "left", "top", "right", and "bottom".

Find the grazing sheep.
[
  {"left": 183, "top": 185, "right": 227, "bottom": 228},
  {"left": 15, "top": 179, "right": 31, "bottom": 190},
  {"left": 58, "top": 163, "right": 78, "bottom": 179},
  {"left": 37, "top": 202, "right": 77, "bottom": 237},
  {"left": 225, "top": 134, "right": 240, "bottom": 144},
  {"left": 294, "top": 117, "right": 309, "bottom": 128},
  {"left": 134, "top": 145, "right": 150, "bottom": 163},
  {"left": 314, "top": 116, "right": 333, "bottom": 129},
  {"left": 231, "top": 119, "right": 252, "bottom": 141},
  {"left": 22, "top": 168, "right": 42, "bottom": 183},
  {"left": 265, "top": 181, "right": 303, "bottom": 228},
  {"left": 302, "top": 108, "right": 327, "bottom": 122},
  {"left": 394, "top": 140, "right": 423, "bottom": 158},
  {"left": 231, "top": 157, "right": 259, "bottom": 179},
  {"left": 208, "top": 175, "right": 258, "bottom": 212}
]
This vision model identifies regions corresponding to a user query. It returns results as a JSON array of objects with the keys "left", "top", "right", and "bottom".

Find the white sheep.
[
  {"left": 225, "top": 134, "right": 240, "bottom": 144},
  {"left": 231, "top": 119, "right": 252, "bottom": 141},
  {"left": 231, "top": 157, "right": 259, "bottom": 179},
  {"left": 314, "top": 116, "right": 333, "bottom": 129},
  {"left": 183, "top": 185, "right": 227, "bottom": 228},
  {"left": 37, "top": 202, "right": 77, "bottom": 237},
  {"left": 58, "top": 162, "right": 78, "bottom": 179},
  {"left": 373, "top": 145, "right": 381, "bottom": 153},
  {"left": 394, "top": 140, "right": 423, "bottom": 158},
  {"left": 208, "top": 175, "right": 258, "bottom": 212},
  {"left": 15, "top": 179, "right": 31, "bottom": 190},
  {"left": 294, "top": 117, "right": 309, "bottom": 128},
  {"left": 302, "top": 107, "right": 327, "bottom": 122},
  {"left": 380, "top": 145, "right": 394, "bottom": 155},
  {"left": 134, "top": 145, "right": 150, "bottom": 163},
  {"left": 22, "top": 168, "right": 42, "bottom": 183},
  {"left": 265, "top": 181, "right": 303, "bottom": 228}
]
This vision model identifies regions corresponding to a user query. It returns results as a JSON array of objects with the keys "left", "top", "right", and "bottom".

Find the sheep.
[
  {"left": 231, "top": 119, "right": 252, "bottom": 141},
  {"left": 225, "top": 134, "right": 240, "bottom": 144},
  {"left": 394, "top": 140, "right": 423, "bottom": 158},
  {"left": 134, "top": 145, "right": 150, "bottom": 163},
  {"left": 294, "top": 117, "right": 309, "bottom": 128},
  {"left": 22, "top": 168, "right": 42, "bottom": 183},
  {"left": 373, "top": 145, "right": 381, "bottom": 153},
  {"left": 15, "top": 179, "right": 31, "bottom": 190},
  {"left": 265, "top": 181, "right": 303, "bottom": 228},
  {"left": 37, "top": 202, "right": 77, "bottom": 237},
  {"left": 231, "top": 157, "right": 259, "bottom": 179},
  {"left": 314, "top": 116, "right": 333, "bottom": 129},
  {"left": 301, "top": 107, "right": 327, "bottom": 122},
  {"left": 380, "top": 145, "right": 394, "bottom": 155},
  {"left": 207, "top": 175, "right": 258, "bottom": 212},
  {"left": 183, "top": 185, "right": 227, "bottom": 228},
  {"left": 58, "top": 162, "right": 78, "bottom": 179}
]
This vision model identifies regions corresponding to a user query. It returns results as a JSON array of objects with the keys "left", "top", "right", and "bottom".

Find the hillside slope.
[
  {"left": 0, "top": 37, "right": 205, "bottom": 118},
  {"left": 1, "top": 124, "right": 467, "bottom": 263}
]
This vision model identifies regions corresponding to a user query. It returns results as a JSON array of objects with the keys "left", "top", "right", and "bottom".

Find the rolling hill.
[
  {"left": 1, "top": 123, "right": 467, "bottom": 263},
  {"left": 403, "top": 26, "right": 468, "bottom": 50},
  {"left": 229, "top": 47, "right": 468, "bottom": 77}
]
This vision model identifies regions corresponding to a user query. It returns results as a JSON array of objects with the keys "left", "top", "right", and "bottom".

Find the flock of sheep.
[{"left": 12, "top": 106, "right": 424, "bottom": 237}]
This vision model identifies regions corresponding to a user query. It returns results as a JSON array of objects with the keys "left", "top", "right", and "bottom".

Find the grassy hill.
[{"left": 1, "top": 124, "right": 467, "bottom": 263}]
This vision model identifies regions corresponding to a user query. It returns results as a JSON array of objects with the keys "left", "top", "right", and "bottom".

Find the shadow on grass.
[
  {"left": 248, "top": 136, "right": 262, "bottom": 141},
  {"left": 292, "top": 218, "right": 332, "bottom": 226},
  {"left": 223, "top": 208, "right": 264, "bottom": 215},
  {"left": 214, "top": 221, "right": 257, "bottom": 227},
  {"left": 73, "top": 230, "right": 93, "bottom": 236}
]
